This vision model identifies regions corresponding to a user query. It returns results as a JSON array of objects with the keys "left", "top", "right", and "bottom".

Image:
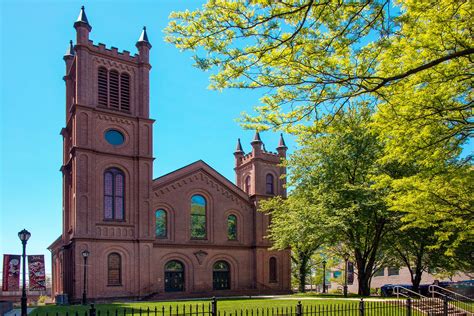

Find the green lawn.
[{"left": 30, "top": 297, "right": 412, "bottom": 316}]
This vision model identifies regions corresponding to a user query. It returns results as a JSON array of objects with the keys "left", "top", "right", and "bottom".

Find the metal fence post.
[
  {"left": 296, "top": 301, "right": 302, "bottom": 316},
  {"left": 212, "top": 297, "right": 217, "bottom": 316},
  {"left": 406, "top": 298, "right": 412, "bottom": 316},
  {"left": 443, "top": 296, "right": 448, "bottom": 316},
  {"left": 89, "top": 304, "right": 96, "bottom": 316},
  {"left": 359, "top": 299, "right": 365, "bottom": 316}
]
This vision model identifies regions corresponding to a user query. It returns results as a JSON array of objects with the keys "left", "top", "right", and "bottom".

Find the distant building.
[{"left": 49, "top": 7, "right": 291, "bottom": 302}]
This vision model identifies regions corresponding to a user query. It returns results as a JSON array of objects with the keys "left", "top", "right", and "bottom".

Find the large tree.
[{"left": 282, "top": 105, "right": 393, "bottom": 296}]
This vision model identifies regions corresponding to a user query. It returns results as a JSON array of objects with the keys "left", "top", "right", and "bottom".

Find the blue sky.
[{"left": 0, "top": 0, "right": 291, "bottom": 274}]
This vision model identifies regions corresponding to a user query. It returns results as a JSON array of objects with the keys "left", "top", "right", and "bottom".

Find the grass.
[{"left": 29, "top": 297, "right": 412, "bottom": 316}]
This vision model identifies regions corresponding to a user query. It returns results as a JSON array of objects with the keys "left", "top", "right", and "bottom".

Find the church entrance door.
[
  {"left": 164, "top": 260, "right": 184, "bottom": 292},
  {"left": 213, "top": 261, "right": 230, "bottom": 290}
]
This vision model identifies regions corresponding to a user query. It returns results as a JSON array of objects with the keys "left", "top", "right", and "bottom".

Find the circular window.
[{"left": 104, "top": 129, "right": 125, "bottom": 146}]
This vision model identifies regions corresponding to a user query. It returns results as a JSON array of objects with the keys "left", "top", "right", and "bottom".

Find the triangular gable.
[{"left": 152, "top": 160, "right": 250, "bottom": 202}]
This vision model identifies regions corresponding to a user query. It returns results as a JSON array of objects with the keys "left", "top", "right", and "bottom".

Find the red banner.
[
  {"left": 28, "top": 255, "right": 46, "bottom": 291},
  {"left": 2, "top": 254, "right": 21, "bottom": 291}
]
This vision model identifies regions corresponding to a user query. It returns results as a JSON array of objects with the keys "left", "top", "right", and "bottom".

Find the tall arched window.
[
  {"left": 227, "top": 215, "right": 237, "bottom": 240},
  {"left": 164, "top": 260, "right": 184, "bottom": 292},
  {"left": 191, "top": 195, "right": 206, "bottom": 239},
  {"left": 155, "top": 209, "right": 167, "bottom": 238},
  {"left": 213, "top": 261, "right": 230, "bottom": 290},
  {"left": 245, "top": 176, "right": 251, "bottom": 193},
  {"left": 266, "top": 174, "right": 274, "bottom": 195},
  {"left": 107, "top": 253, "right": 121, "bottom": 286},
  {"left": 269, "top": 257, "right": 277, "bottom": 283},
  {"left": 104, "top": 168, "right": 125, "bottom": 220}
]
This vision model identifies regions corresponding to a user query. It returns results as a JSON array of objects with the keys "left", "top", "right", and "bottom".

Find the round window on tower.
[{"left": 104, "top": 129, "right": 125, "bottom": 146}]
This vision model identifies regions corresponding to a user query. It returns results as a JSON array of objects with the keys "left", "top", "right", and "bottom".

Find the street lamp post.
[
  {"left": 81, "top": 250, "right": 90, "bottom": 305},
  {"left": 343, "top": 253, "right": 349, "bottom": 298},
  {"left": 322, "top": 260, "right": 327, "bottom": 294},
  {"left": 18, "top": 229, "right": 31, "bottom": 316}
]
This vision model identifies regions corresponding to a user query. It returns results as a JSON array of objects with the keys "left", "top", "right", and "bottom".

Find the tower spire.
[
  {"left": 234, "top": 138, "right": 244, "bottom": 154},
  {"left": 277, "top": 133, "right": 287, "bottom": 149},
  {"left": 74, "top": 6, "right": 91, "bottom": 31},
  {"left": 136, "top": 26, "right": 152, "bottom": 48},
  {"left": 251, "top": 131, "right": 262, "bottom": 144},
  {"left": 64, "top": 40, "right": 75, "bottom": 59}
]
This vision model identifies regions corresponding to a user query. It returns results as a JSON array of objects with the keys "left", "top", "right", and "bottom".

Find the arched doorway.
[
  {"left": 213, "top": 261, "right": 230, "bottom": 290},
  {"left": 164, "top": 260, "right": 184, "bottom": 292}
]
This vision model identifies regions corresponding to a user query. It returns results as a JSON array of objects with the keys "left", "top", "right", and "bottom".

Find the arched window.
[
  {"left": 245, "top": 176, "right": 251, "bottom": 193},
  {"left": 213, "top": 261, "right": 230, "bottom": 290},
  {"left": 227, "top": 215, "right": 237, "bottom": 240},
  {"left": 164, "top": 260, "right": 184, "bottom": 292},
  {"left": 109, "top": 70, "right": 120, "bottom": 109},
  {"left": 269, "top": 257, "right": 277, "bottom": 283},
  {"left": 104, "top": 168, "right": 125, "bottom": 220},
  {"left": 266, "top": 174, "right": 274, "bottom": 195},
  {"left": 155, "top": 209, "right": 167, "bottom": 238},
  {"left": 190, "top": 195, "right": 207, "bottom": 239},
  {"left": 98, "top": 67, "right": 108, "bottom": 106},
  {"left": 120, "top": 73, "right": 130, "bottom": 111},
  {"left": 107, "top": 253, "right": 121, "bottom": 286}
]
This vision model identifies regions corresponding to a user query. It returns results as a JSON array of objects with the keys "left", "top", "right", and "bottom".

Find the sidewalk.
[{"left": 4, "top": 308, "right": 35, "bottom": 316}]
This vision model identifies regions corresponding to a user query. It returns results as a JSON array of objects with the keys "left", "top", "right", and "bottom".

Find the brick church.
[{"left": 48, "top": 7, "right": 291, "bottom": 301}]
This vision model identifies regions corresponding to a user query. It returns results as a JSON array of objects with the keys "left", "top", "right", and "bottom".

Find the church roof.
[
  {"left": 74, "top": 6, "right": 91, "bottom": 30},
  {"left": 153, "top": 160, "right": 250, "bottom": 202}
]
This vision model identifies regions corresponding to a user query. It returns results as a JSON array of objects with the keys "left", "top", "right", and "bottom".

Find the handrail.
[
  {"left": 428, "top": 284, "right": 473, "bottom": 302},
  {"left": 393, "top": 285, "right": 426, "bottom": 299}
]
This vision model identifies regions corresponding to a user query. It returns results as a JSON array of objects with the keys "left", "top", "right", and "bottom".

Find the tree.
[
  {"left": 165, "top": 1, "right": 473, "bottom": 252},
  {"left": 283, "top": 105, "right": 393, "bottom": 296},
  {"left": 165, "top": 0, "right": 472, "bottom": 149},
  {"left": 259, "top": 194, "right": 326, "bottom": 292},
  {"left": 388, "top": 226, "right": 449, "bottom": 293}
]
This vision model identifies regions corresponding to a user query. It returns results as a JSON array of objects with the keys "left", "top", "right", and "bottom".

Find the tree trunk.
[
  {"left": 298, "top": 254, "right": 309, "bottom": 293},
  {"left": 357, "top": 267, "right": 372, "bottom": 296},
  {"left": 412, "top": 268, "right": 423, "bottom": 293}
]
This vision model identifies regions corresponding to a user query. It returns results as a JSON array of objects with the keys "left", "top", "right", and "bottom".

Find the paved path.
[{"left": 4, "top": 308, "right": 36, "bottom": 316}]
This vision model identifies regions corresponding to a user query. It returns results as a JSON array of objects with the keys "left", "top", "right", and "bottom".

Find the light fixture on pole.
[
  {"left": 81, "top": 250, "right": 90, "bottom": 305},
  {"left": 343, "top": 252, "right": 350, "bottom": 298},
  {"left": 18, "top": 229, "right": 31, "bottom": 316},
  {"left": 322, "top": 260, "right": 327, "bottom": 294}
]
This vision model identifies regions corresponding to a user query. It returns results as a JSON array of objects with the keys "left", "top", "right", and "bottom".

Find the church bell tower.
[{"left": 51, "top": 6, "right": 155, "bottom": 301}]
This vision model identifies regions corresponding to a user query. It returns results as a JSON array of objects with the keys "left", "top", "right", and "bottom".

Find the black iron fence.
[{"left": 23, "top": 297, "right": 474, "bottom": 316}]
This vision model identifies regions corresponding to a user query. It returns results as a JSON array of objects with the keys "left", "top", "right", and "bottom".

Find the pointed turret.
[
  {"left": 136, "top": 26, "right": 152, "bottom": 63},
  {"left": 277, "top": 133, "right": 288, "bottom": 157},
  {"left": 234, "top": 138, "right": 245, "bottom": 168},
  {"left": 234, "top": 138, "right": 244, "bottom": 154},
  {"left": 64, "top": 40, "right": 75, "bottom": 60},
  {"left": 251, "top": 131, "right": 262, "bottom": 144},
  {"left": 75, "top": 6, "right": 91, "bottom": 30},
  {"left": 251, "top": 131, "right": 263, "bottom": 155},
  {"left": 74, "top": 6, "right": 91, "bottom": 44}
]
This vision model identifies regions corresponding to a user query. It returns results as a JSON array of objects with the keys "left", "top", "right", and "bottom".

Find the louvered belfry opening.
[
  {"left": 120, "top": 73, "right": 130, "bottom": 111},
  {"left": 109, "top": 70, "right": 120, "bottom": 109},
  {"left": 98, "top": 67, "right": 108, "bottom": 106},
  {"left": 98, "top": 67, "right": 131, "bottom": 112}
]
